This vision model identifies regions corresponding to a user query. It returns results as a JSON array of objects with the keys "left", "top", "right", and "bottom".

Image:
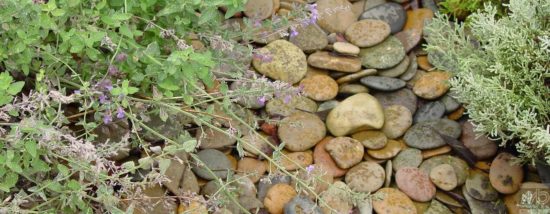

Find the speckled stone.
[
  {"left": 352, "top": 130, "right": 388, "bottom": 149},
  {"left": 360, "top": 76, "right": 407, "bottom": 91},
  {"left": 264, "top": 183, "right": 297, "bottom": 214},
  {"left": 465, "top": 170, "right": 499, "bottom": 201},
  {"left": 382, "top": 105, "right": 412, "bottom": 139},
  {"left": 429, "top": 164, "right": 457, "bottom": 191},
  {"left": 266, "top": 96, "right": 318, "bottom": 117},
  {"left": 326, "top": 93, "right": 385, "bottom": 136},
  {"left": 373, "top": 88, "right": 417, "bottom": 115},
  {"left": 316, "top": 0, "right": 356, "bottom": 33},
  {"left": 192, "top": 149, "right": 232, "bottom": 180},
  {"left": 308, "top": 51, "right": 362, "bottom": 73},
  {"left": 395, "top": 167, "right": 436, "bottom": 202},
  {"left": 367, "top": 139, "right": 403, "bottom": 160},
  {"left": 413, "top": 101, "right": 445, "bottom": 123},
  {"left": 289, "top": 23, "right": 328, "bottom": 53},
  {"left": 325, "top": 137, "right": 365, "bottom": 169},
  {"left": 359, "top": 36, "right": 406, "bottom": 69},
  {"left": 278, "top": 112, "right": 326, "bottom": 152},
  {"left": 399, "top": 53, "right": 418, "bottom": 81},
  {"left": 320, "top": 181, "right": 354, "bottom": 213},
  {"left": 420, "top": 155, "right": 470, "bottom": 186},
  {"left": 359, "top": 3, "right": 407, "bottom": 33},
  {"left": 489, "top": 152, "right": 524, "bottom": 194},
  {"left": 345, "top": 19, "right": 391, "bottom": 47},
  {"left": 378, "top": 55, "right": 410, "bottom": 78},
  {"left": 252, "top": 40, "right": 307, "bottom": 84},
  {"left": 412, "top": 71, "right": 451, "bottom": 100},
  {"left": 404, "top": 123, "right": 446, "bottom": 150},
  {"left": 393, "top": 148, "right": 422, "bottom": 172},
  {"left": 346, "top": 161, "right": 386, "bottom": 193},
  {"left": 372, "top": 188, "right": 417, "bottom": 214},
  {"left": 299, "top": 74, "right": 339, "bottom": 101},
  {"left": 462, "top": 185, "right": 507, "bottom": 214}
]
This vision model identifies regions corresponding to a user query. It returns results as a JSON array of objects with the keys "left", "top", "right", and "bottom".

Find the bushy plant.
[
  {"left": 424, "top": 0, "right": 550, "bottom": 164},
  {"left": 438, "top": 0, "right": 507, "bottom": 20},
  {"left": 0, "top": 0, "right": 343, "bottom": 213}
]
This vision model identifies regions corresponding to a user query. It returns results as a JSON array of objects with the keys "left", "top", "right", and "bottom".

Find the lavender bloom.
[
  {"left": 74, "top": 90, "right": 81, "bottom": 95},
  {"left": 306, "top": 165, "right": 315, "bottom": 174},
  {"left": 108, "top": 65, "right": 119, "bottom": 76},
  {"left": 257, "top": 96, "right": 267, "bottom": 106},
  {"left": 289, "top": 26, "right": 299, "bottom": 38},
  {"left": 308, "top": 3, "right": 318, "bottom": 24},
  {"left": 99, "top": 94, "right": 109, "bottom": 104},
  {"left": 96, "top": 79, "right": 113, "bottom": 91},
  {"left": 103, "top": 112, "right": 112, "bottom": 124},
  {"left": 283, "top": 94, "right": 292, "bottom": 104},
  {"left": 116, "top": 107, "right": 125, "bottom": 119},
  {"left": 253, "top": 19, "right": 262, "bottom": 27},
  {"left": 115, "top": 53, "right": 127, "bottom": 62}
]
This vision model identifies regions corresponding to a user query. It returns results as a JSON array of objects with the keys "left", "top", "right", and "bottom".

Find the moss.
[{"left": 424, "top": 0, "right": 550, "bottom": 164}]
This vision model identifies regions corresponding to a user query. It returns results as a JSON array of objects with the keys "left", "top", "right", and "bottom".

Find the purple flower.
[
  {"left": 74, "top": 90, "right": 81, "bottom": 95},
  {"left": 289, "top": 26, "right": 299, "bottom": 38},
  {"left": 306, "top": 165, "right": 315, "bottom": 174},
  {"left": 103, "top": 112, "right": 112, "bottom": 124},
  {"left": 308, "top": 3, "right": 318, "bottom": 24},
  {"left": 253, "top": 19, "right": 262, "bottom": 27},
  {"left": 96, "top": 79, "right": 113, "bottom": 91},
  {"left": 116, "top": 107, "right": 125, "bottom": 119},
  {"left": 257, "top": 96, "right": 267, "bottom": 106},
  {"left": 115, "top": 53, "right": 127, "bottom": 62},
  {"left": 108, "top": 65, "right": 119, "bottom": 76},
  {"left": 283, "top": 95, "right": 292, "bottom": 104},
  {"left": 99, "top": 94, "right": 109, "bottom": 104}
]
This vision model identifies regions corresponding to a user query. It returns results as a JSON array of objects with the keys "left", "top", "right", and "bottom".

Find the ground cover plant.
[{"left": 424, "top": 0, "right": 550, "bottom": 164}]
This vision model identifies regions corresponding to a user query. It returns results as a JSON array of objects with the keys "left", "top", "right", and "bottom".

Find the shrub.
[
  {"left": 437, "top": 0, "right": 507, "bottom": 20},
  {"left": 424, "top": 0, "right": 550, "bottom": 164}
]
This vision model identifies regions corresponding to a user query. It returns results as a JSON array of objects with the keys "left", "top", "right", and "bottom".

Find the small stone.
[
  {"left": 351, "top": 0, "right": 367, "bottom": 19},
  {"left": 278, "top": 112, "right": 326, "bottom": 152},
  {"left": 462, "top": 185, "right": 507, "bottom": 214},
  {"left": 244, "top": 0, "right": 275, "bottom": 20},
  {"left": 162, "top": 152, "right": 188, "bottom": 195},
  {"left": 394, "top": 30, "right": 422, "bottom": 53},
  {"left": 326, "top": 93, "right": 385, "bottom": 136},
  {"left": 403, "top": 9, "right": 434, "bottom": 33},
  {"left": 465, "top": 170, "right": 498, "bottom": 201},
  {"left": 382, "top": 105, "right": 413, "bottom": 139},
  {"left": 192, "top": 149, "right": 233, "bottom": 180},
  {"left": 396, "top": 167, "right": 436, "bottom": 202},
  {"left": 336, "top": 69, "right": 377, "bottom": 84},
  {"left": 360, "top": 76, "right": 407, "bottom": 91},
  {"left": 372, "top": 188, "right": 417, "bottom": 214},
  {"left": 238, "top": 158, "right": 267, "bottom": 183},
  {"left": 425, "top": 199, "right": 453, "bottom": 214},
  {"left": 435, "top": 191, "right": 463, "bottom": 208},
  {"left": 417, "top": 55, "right": 434, "bottom": 71},
  {"left": 177, "top": 196, "right": 208, "bottom": 214},
  {"left": 325, "top": 137, "right": 364, "bottom": 169},
  {"left": 378, "top": 56, "right": 410, "bottom": 78},
  {"left": 300, "top": 74, "right": 338, "bottom": 101},
  {"left": 352, "top": 130, "right": 388, "bottom": 149},
  {"left": 316, "top": 0, "right": 356, "bottom": 33},
  {"left": 447, "top": 106, "right": 465, "bottom": 120},
  {"left": 364, "top": 0, "right": 386, "bottom": 10},
  {"left": 367, "top": 139, "right": 403, "bottom": 160},
  {"left": 407, "top": 69, "right": 426, "bottom": 88},
  {"left": 414, "top": 101, "right": 445, "bottom": 123},
  {"left": 339, "top": 84, "right": 369, "bottom": 94},
  {"left": 360, "top": 36, "right": 406, "bottom": 69},
  {"left": 280, "top": 151, "right": 313, "bottom": 171},
  {"left": 393, "top": 148, "right": 422, "bottom": 172},
  {"left": 440, "top": 95, "right": 460, "bottom": 113},
  {"left": 252, "top": 40, "right": 307, "bottom": 84},
  {"left": 345, "top": 19, "right": 391, "bottom": 47},
  {"left": 421, "top": 0, "right": 439, "bottom": 13},
  {"left": 412, "top": 71, "right": 451, "bottom": 99},
  {"left": 400, "top": 53, "right": 418, "bottom": 81},
  {"left": 263, "top": 184, "right": 297, "bottom": 214},
  {"left": 420, "top": 119, "right": 462, "bottom": 139},
  {"left": 284, "top": 196, "right": 322, "bottom": 214},
  {"left": 404, "top": 123, "right": 446, "bottom": 150},
  {"left": 373, "top": 88, "right": 418, "bottom": 114},
  {"left": 490, "top": 152, "right": 524, "bottom": 194},
  {"left": 333, "top": 42, "right": 361, "bottom": 55},
  {"left": 429, "top": 164, "right": 458, "bottom": 191},
  {"left": 308, "top": 51, "right": 362, "bottom": 73},
  {"left": 289, "top": 23, "right": 328, "bottom": 53},
  {"left": 346, "top": 161, "right": 386, "bottom": 193},
  {"left": 242, "top": 132, "right": 276, "bottom": 157},
  {"left": 306, "top": 65, "right": 330, "bottom": 78},
  {"left": 317, "top": 100, "right": 340, "bottom": 112},
  {"left": 291, "top": 164, "right": 334, "bottom": 197},
  {"left": 422, "top": 146, "right": 452, "bottom": 159},
  {"left": 320, "top": 181, "right": 354, "bottom": 213},
  {"left": 266, "top": 96, "right": 318, "bottom": 117},
  {"left": 258, "top": 175, "right": 291, "bottom": 201},
  {"left": 420, "top": 155, "right": 470, "bottom": 186},
  {"left": 385, "top": 160, "right": 393, "bottom": 187},
  {"left": 180, "top": 167, "right": 200, "bottom": 193},
  {"left": 314, "top": 137, "right": 348, "bottom": 177},
  {"left": 196, "top": 127, "right": 236, "bottom": 149},
  {"left": 461, "top": 121, "right": 497, "bottom": 160},
  {"left": 359, "top": 3, "right": 407, "bottom": 33}
]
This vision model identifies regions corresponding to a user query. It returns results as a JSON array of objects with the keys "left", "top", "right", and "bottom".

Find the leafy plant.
[
  {"left": 438, "top": 0, "right": 507, "bottom": 20},
  {"left": 425, "top": 0, "right": 550, "bottom": 164},
  {"left": 0, "top": 73, "right": 25, "bottom": 106}
]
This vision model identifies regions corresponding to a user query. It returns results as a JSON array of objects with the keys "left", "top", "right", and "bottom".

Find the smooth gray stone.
[
  {"left": 373, "top": 88, "right": 417, "bottom": 114},
  {"left": 404, "top": 123, "right": 446, "bottom": 149},
  {"left": 360, "top": 76, "right": 406, "bottom": 91},
  {"left": 441, "top": 95, "right": 460, "bottom": 113},
  {"left": 360, "top": 3, "right": 407, "bottom": 33},
  {"left": 414, "top": 101, "right": 445, "bottom": 123},
  {"left": 462, "top": 186, "right": 507, "bottom": 214},
  {"left": 192, "top": 149, "right": 232, "bottom": 180},
  {"left": 420, "top": 118, "right": 462, "bottom": 139},
  {"left": 399, "top": 53, "right": 418, "bottom": 81}
]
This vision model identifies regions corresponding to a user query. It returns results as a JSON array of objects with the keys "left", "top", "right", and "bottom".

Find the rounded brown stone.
[
  {"left": 351, "top": 130, "right": 388, "bottom": 149},
  {"left": 461, "top": 121, "right": 497, "bottom": 160},
  {"left": 264, "top": 183, "right": 297, "bottom": 214},
  {"left": 299, "top": 74, "right": 338, "bottom": 101},
  {"left": 316, "top": 0, "right": 356, "bottom": 33},
  {"left": 278, "top": 112, "right": 326, "bottom": 152},
  {"left": 338, "top": 84, "right": 369, "bottom": 94},
  {"left": 313, "top": 137, "right": 348, "bottom": 177},
  {"left": 489, "top": 152, "right": 524, "bottom": 194},
  {"left": 346, "top": 161, "right": 386, "bottom": 193},
  {"left": 393, "top": 148, "right": 423, "bottom": 172},
  {"left": 381, "top": 105, "right": 413, "bottom": 139},
  {"left": 333, "top": 42, "right": 360, "bottom": 55},
  {"left": 372, "top": 188, "right": 417, "bottom": 214},
  {"left": 244, "top": 0, "right": 275, "bottom": 20},
  {"left": 429, "top": 164, "right": 458, "bottom": 191},
  {"left": 307, "top": 51, "right": 362, "bottom": 73},
  {"left": 196, "top": 127, "right": 237, "bottom": 149},
  {"left": 237, "top": 158, "right": 267, "bottom": 183},
  {"left": 465, "top": 170, "right": 498, "bottom": 201},
  {"left": 242, "top": 132, "right": 276, "bottom": 157},
  {"left": 417, "top": 55, "right": 434, "bottom": 71},
  {"left": 422, "top": 146, "right": 452, "bottom": 159},
  {"left": 396, "top": 167, "right": 436, "bottom": 202},
  {"left": 325, "top": 137, "right": 365, "bottom": 169},
  {"left": 447, "top": 106, "right": 465, "bottom": 120},
  {"left": 367, "top": 139, "right": 403, "bottom": 160},
  {"left": 336, "top": 69, "right": 377, "bottom": 84},
  {"left": 403, "top": 9, "right": 434, "bottom": 32},
  {"left": 412, "top": 71, "right": 451, "bottom": 100},
  {"left": 252, "top": 40, "right": 307, "bottom": 84},
  {"left": 345, "top": 19, "right": 391, "bottom": 47},
  {"left": 280, "top": 150, "right": 314, "bottom": 171}
]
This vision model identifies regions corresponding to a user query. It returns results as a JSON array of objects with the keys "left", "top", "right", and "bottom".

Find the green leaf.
[
  {"left": 121, "top": 161, "right": 135, "bottom": 173},
  {"left": 67, "top": 180, "right": 81, "bottom": 191},
  {"left": 25, "top": 141, "right": 37, "bottom": 158},
  {"left": 112, "top": 13, "right": 132, "bottom": 21},
  {"left": 182, "top": 139, "right": 197, "bottom": 152},
  {"left": 0, "top": 173, "right": 18, "bottom": 192},
  {"left": 7, "top": 160, "right": 23, "bottom": 173},
  {"left": 57, "top": 164, "right": 70, "bottom": 176},
  {"left": 7, "top": 81, "right": 24, "bottom": 95},
  {"left": 158, "top": 158, "right": 171, "bottom": 175},
  {"left": 51, "top": 8, "right": 66, "bottom": 17},
  {"left": 0, "top": 95, "right": 13, "bottom": 106},
  {"left": 159, "top": 78, "right": 179, "bottom": 91},
  {"left": 42, "top": 0, "right": 57, "bottom": 12},
  {"left": 119, "top": 24, "right": 133, "bottom": 38},
  {"left": 138, "top": 157, "right": 153, "bottom": 169},
  {"left": 183, "top": 94, "right": 193, "bottom": 105}
]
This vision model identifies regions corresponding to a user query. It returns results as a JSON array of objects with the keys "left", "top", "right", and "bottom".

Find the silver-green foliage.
[{"left": 424, "top": 0, "right": 550, "bottom": 163}]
